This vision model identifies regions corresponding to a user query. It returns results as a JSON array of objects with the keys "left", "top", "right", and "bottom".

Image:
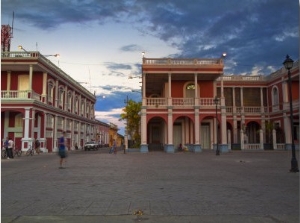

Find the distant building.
[
  {"left": 140, "top": 57, "right": 299, "bottom": 152},
  {"left": 1, "top": 50, "right": 118, "bottom": 152}
]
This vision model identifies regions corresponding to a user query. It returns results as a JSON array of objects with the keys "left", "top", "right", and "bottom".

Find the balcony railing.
[
  {"left": 143, "top": 58, "right": 223, "bottom": 65},
  {"left": 1, "top": 90, "right": 40, "bottom": 100}
]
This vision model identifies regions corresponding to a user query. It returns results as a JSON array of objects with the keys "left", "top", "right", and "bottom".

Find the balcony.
[{"left": 1, "top": 90, "right": 42, "bottom": 101}]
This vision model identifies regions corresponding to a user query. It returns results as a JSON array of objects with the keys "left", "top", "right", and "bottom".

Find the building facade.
[
  {"left": 140, "top": 57, "right": 299, "bottom": 153},
  {"left": 1, "top": 51, "right": 111, "bottom": 152}
]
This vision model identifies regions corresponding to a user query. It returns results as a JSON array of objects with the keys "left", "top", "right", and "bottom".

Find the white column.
[
  {"left": 168, "top": 109, "right": 173, "bottom": 144},
  {"left": 240, "top": 130, "right": 244, "bottom": 150},
  {"left": 29, "top": 65, "right": 33, "bottom": 91},
  {"left": 142, "top": 72, "right": 146, "bottom": 106},
  {"left": 259, "top": 129, "right": 263, "bottom": 150},
  {"left": 141, "top": 108, "right": 147, "bottom": 144},
  {"left": 194, "top": 109, "right": 200, "bottom": 144},
  {"left": 42, "top": 72, "right": 47, "bottom": 102},
  {"left": 228, "top": 130, "right": 231, "bottom": 150},
  {"left": 194, "top": 73, "right": 199, "bottom": 106},
  {"left": 168, "top": 73, "right": 172, "bottom": 106}
]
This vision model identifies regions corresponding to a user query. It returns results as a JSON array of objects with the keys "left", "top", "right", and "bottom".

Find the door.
[{"left": 201, "top": 124, "right": 210, "bottom": 149}]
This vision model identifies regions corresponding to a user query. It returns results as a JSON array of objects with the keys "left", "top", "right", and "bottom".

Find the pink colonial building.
[
  {"left": 140, "top": 56, "right": 299, "bottom": 153},
  {"left": 1, "top": 51, "right": 99, "bottom": 152}
]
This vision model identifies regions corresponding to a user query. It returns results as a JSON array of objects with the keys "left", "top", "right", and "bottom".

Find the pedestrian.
[
  {"left": 58, "top": 132, "right": 67, "bottom": 169},
  {"left": 113, "top": 139, "right": 117, "bottom": 154},
  {"left": 7, "top": 137, "right": 14, "bottom": 159},
  {"left": 35, "top": 138, "right": 40, "bottom": 155},
  {"left": 3, "top": 137, "right": 9, "bottom": 158}
]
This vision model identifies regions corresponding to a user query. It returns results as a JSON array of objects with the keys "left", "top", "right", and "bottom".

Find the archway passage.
[{"left": 147, "top": 117, "right": 166, "bottom": 151}]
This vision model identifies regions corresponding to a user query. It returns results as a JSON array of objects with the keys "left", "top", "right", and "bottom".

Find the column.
[
  {"left": 42, "top": 112, "right": 48, "bottom": 153},
  {"left": 259, "top": 129, "right": 263, "bottom": 150},
  {"left": 194, "top": 108, "right": 201, "bottom": 152},
  {"left": 272, "top": 129, "right": 277, "bottom": 150},
  {"left": 142, "top": 72, "right": 146, "bottom": 106},
  {"left": 165, "top": 108, "right": 174, "bottom": 153},
  {"left": 21, "top": 108, "right": 31, "bottom": 151},
  {"left": 140, "top": 107, "right": 148, "bottom": 153},
  {"left": 283, "top": 113, "right": 292, "bottom": 150},
  {"left": 194, "top": 73, "right": 199, "bottom": 106},
  {"left": 233, "top": 87, "right": 238, "bottom": 143},
  {"left": 29, "top": 65, "right": 33, "bottom": 91},
  {"left": 7, "top": 71, "right": 11, "bottom": 91},
  {"left": 168, "top": 73, "right": 172, "bottom": 106},
  {"left": 42, "top": 72, "right": 47, "bottom": 103},
  {"left": 220, "top": 76, "right": 228, "bottom": 153},
  {"left": 240, "top": 130, "right": 244, "bottom": 150}
]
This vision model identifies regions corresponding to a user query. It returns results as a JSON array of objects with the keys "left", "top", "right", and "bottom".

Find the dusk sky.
[{"left": 1, "top": 0, "right": 299, "bottom": 135}]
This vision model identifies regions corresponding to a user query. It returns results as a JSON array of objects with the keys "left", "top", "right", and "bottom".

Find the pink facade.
[{"left": 140, "top": 57, "right": 299, "bottom": 153}]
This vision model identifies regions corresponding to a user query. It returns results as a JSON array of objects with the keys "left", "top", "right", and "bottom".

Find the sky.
[{"left": 1, "top": 0, "right": 299, "bottom": 135}]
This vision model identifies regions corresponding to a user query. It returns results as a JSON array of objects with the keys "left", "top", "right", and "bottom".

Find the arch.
[
  {"left": 183, "top": 82, "right": 200, "bottom": 98},
  {"left": 246, "top": 121, "right": 261, "bottom": 143},
  {"left": 173, "top": 115, "right": 195, "bottom": 150},
  {"left": 147, "top": 116, "right": 166, "bottom": 151}
]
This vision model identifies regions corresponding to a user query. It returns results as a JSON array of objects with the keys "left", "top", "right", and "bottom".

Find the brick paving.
[{"left": 1, "top": 149, "right": 299, "bottom": 223}]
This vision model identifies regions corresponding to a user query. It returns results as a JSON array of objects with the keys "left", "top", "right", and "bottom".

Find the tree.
[{"left": 120, "top": 99, "right": 142, "bottom": 148}]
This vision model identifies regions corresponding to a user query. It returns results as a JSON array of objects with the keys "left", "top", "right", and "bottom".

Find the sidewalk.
[{"left": 1, "top": 150, "right": 299, "bottom": 223}]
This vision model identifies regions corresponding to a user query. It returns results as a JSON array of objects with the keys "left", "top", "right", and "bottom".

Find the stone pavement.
[{"left": 1, "top": 149, "right": 299, "bottom": 223}]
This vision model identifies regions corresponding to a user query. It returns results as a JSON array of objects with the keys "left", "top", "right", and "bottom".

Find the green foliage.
[{"left": 120, "top": 99, "right": 142, "bottom": 148}]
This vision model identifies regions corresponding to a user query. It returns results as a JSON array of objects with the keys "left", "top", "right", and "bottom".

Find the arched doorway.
[{"left": 147, "top": 117, "right": 166, "bottom": 151}]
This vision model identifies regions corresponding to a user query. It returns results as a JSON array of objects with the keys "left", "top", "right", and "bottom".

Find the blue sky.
[{"left": 1, "top": 0, "right": 299, "bottom": 135}]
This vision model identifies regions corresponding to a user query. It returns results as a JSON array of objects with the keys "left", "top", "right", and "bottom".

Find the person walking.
[
  {"left": 7, "top": 137, "right": 14, "bottom": 159},
  {"left": 112, "top": 139, "right": 117, "bottom": 154},
  {"left": 58, "top": 132, "right": 67, "bottom": 169},
  {"left": 3, "top": 137, "right": 9, "bottom": 159},
  {"left": 35, "top": 139, "right": 40, "bottom": 155}
]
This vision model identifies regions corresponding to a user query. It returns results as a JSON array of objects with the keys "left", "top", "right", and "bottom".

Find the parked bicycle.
[
  {"left": 26, "top": 145, "right": 34, "bottom": 156},
  {"left": 1, "top": 147, "right": 7, "bottom": 159},
  {"left": 13, "top": 147, "right": 22, "bottom": 157}
]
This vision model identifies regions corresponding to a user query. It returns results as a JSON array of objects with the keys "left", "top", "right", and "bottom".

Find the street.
[{"left": 1, "top": 149, "right": 299, "bottom": 223}]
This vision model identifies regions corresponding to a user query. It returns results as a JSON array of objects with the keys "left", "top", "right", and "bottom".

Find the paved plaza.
[{"left": 1, "top": 149, "right": 299, "bottom": 223}]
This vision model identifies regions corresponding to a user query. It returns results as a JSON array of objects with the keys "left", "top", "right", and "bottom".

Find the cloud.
[
  {"left": 120, "top": 44, "right": 143, "bottom": 52},
  {"left": 104, "top": 62, "right": 132, "bottom": 70}
]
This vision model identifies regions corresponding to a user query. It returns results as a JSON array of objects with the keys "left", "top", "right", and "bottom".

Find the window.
[
  {"left": 46, "top": 114, "right": 54, "bottom": 128},
  {"left": 47, "top": 81, "right": 54, "bottom": 103},
  {"left": 272, "top": 87, "right": 279, "bottom": 106},
  {"left": 15, "top": 114, "right": 23, "bottom": 127},
  {"left": 67, "top": 92, "right": 72, "bottom": 111},
  {"left": 58, "top": 87, "right": 64, "bottom": 108},
  {"left": 185, "top": 83, "right": 195, "bottom": 98}
]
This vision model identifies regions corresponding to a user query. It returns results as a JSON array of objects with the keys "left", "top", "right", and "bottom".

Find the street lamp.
[
  {"left": 283, "top": 55, "right": 299, "bottom": 172},
  {"left": 213, "top": 96, "right": 220, "bottom": 155},
  {"left": 18, "top": 45, "right": 29, "bottom": 53}
]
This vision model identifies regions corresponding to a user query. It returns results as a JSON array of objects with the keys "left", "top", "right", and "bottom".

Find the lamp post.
[
  {"left": 283, "top": 55, "right": 299, "bottom": 172},
  {"left": 214, "top": 96, "right": 220, "bottom": 155}
]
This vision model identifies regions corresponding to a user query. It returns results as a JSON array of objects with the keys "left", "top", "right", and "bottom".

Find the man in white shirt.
[{"left": 7, "top": 138, "right": 14, "bottom": 159}]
